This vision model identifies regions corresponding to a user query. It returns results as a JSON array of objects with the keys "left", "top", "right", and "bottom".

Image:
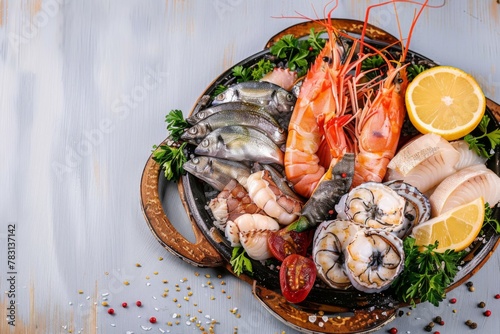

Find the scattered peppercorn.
[
  {"left": 478, "top": 301, "right": 486, "bottom": 308},
  {"left": 427, "top": 321, "right": 435, "bottom": 328},
  {"left": 449, "top": 298, "right": 457, "bottom": 304},
  {"left": 424, "top": 324, "right": 433, "bottom": 332},
  {"left": 434, "top": 316, "right": 442, "bottom": 323},
  {"left": 136, "top": 300, "right": 142, "bottom": 307},
  {"left": 149, "top": 316, "right": 157, "bottom": 323},
  {"left": 434, "top": 331, "right": 440, "bottom": 334},
  {"left": 439, "top": 320, "right": 445, "bottom": 326},
  {"left": 469, "top": 322, "right": 477, "bottom": 329},
  {"left": 466, "top": 281, "right": 474, "bottom": 288},
  {"left": 389, "top": 327, "right": 398, "bottom": 334},
  {"left": 398, "top": 310, "right": 404, "bottom": 317},
  {"left": 484, "top": 310, "right": 492, "bottom": 317},
  {"left": 469, "top": 286, "right": 475, "bottom": 292},
  {"left": 495, "top": 294, "right": 500, "bottom": 299},
  {"left": 465, "top": 320, "right": 473, "bottom": 326},
  {"left": 107, "top": 308, "right": 115, "bottom": 315},
  {"left": 122, "top": 302, "right": 128, "bottom": 308}
]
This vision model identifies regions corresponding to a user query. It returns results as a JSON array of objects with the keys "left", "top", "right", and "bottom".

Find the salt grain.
[
  {"left": 140, "top": 325, "right": 152, "bottom": 331},
  {"left": 308, "top": 315, "right": 317, "bottom": 323}
]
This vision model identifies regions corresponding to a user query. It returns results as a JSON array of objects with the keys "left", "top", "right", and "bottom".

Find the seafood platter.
[{"left": 141, "top": 8, "right": 500, "bottom": 334}]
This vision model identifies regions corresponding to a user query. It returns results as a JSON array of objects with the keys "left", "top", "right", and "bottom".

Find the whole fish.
[
  {"left": 186, "top": 101, "right": 274, "bottom": 125},
  {"left": 212, "top": 81, "right": 296, "bottom": 118},
  {"left": 183, "top": 156, "right": 251, "bottom": 191},
  {"left": 181, "top": 109, "right": 287, "bottom": 147},
  {"left": 194, "top": 125, "right": 284, "bottom": 166}
]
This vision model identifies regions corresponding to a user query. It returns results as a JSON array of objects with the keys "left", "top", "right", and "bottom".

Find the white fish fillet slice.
[
  {"left": 450, "top": 140, "right": 487, "bottom": 170},
  {"left": 386, "top": 134, "right": 460, "bottom": 193},
  {"left": 429, "top": 164, "right": 500, "bottom": 216}
]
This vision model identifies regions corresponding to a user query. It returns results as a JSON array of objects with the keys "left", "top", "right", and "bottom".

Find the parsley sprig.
[
  {"left": 392, "top": 237, "right": 465, "bottom": 307},
  {"left": 483, "top": 203, "right": 500, "bottom": 234},
  {"left": 165, "top": 109, "right": 189, "bottom": 141},
  {"left": 232, "top": 59, "right": 275, "bottom": 83},
  {"left": 152, "top": 109, "right": 190, "bottom": 181},
  {"left": 269, "top": 28, "right": 326, "bottom": 77},
  {"left": 464, "top": 115, "right": 500, "bottom": 158},
  {"left": 230, "top": 246, "right": 253, "bottom": 276},
  {"left": 152, "top": 142, "right": 187, "bottom": 181}
]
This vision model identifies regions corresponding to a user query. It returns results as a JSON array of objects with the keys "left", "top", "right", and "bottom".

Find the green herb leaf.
[
  {"left": 232, "top": 65, "right": 252, "bottom": 83},
  {"left": 165, "top": 110, "right": 189, "bottom": 141},
  {"left": 407, "top": 64, "right": 426, "bottom": 82},
  {"left": 483, "top": 203, "right": 500, "bottom": 234},
  {"left": 151, "top": 142, "right": 188, "bottom": 181},
  {"left": 230, "top": 246, "right": 253, "bottom": 276},
  {"left": 392, "top": 237, "right": 464, "bottom": 307},
  {"left": 251, "top": 59, "right": 275, "bottom": 81},
  {"left": 464, "top": 115, "right": 500, "bottom": 158}
]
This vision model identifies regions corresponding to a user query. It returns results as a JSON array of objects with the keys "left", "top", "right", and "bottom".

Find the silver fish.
[
  {"left": 212, "top": 81, "right": 296, "bottom": 117},
  {"left": 180, "top": 109, "right": 287, "bottom": 147},
  {"left": 185, "top": 101, "right": 275, "bottom": 125},
  {"left": 194, "top": 125, "right": 284, "bottom": 166},
  {"left": 183, "top": 156, "right": 251, "bottom": 191}
]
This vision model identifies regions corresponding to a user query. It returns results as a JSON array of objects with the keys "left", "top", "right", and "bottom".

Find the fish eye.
[
  {"left": 322, "top": 56, "right": 331, "bottom": 63},
  {"left": 216, "top": 93, "right": 225, "bottom": 101},
  {"left": 197, "top": 112, "right": 205, "bottom": 119},
  {"left": 201, "top": 139, "right": 209, "bottom": 147},
  {"left": 286, "top": 93, "right": 294, "bottom": 102},
  {"left": 192, "top": 157, "right": 199, "bottom": 164},
  {"left": 188, "top": 127, "right": 198, "bottom": 134}
]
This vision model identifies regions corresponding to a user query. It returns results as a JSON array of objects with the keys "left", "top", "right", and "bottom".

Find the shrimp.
[
  {"left": 351, "top": 0, "right": 432, "bottom": 187},
  {"left": 284, "top": 4, "right": 368, "bottom": 198}
]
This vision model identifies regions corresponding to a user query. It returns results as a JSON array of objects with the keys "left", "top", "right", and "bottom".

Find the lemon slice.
[
  {"left": 405, "top": 66, "right": 486, "bottom": 141},
  {"left": 411, "top": 197, "right": 484, "bottom": 252}
]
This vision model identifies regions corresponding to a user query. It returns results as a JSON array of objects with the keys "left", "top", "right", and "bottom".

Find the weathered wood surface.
[{"left": 1, "top": 1, "right": 499, "bottom": 333}]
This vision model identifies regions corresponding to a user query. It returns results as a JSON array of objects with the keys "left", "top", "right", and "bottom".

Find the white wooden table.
[{"left": 1, "top": 1, "right": 499, "bottom": 333}]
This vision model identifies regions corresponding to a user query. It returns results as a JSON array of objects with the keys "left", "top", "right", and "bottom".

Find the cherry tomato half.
[
  {"left": 280, "top": 254, "right": 317, "bottom": 304},
  {"left": 268, "top": 228, "right": 313, "bottom": 262}
]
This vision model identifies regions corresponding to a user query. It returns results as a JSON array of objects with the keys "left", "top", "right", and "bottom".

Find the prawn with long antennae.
[
  {"left": 350, "top": 0, "right": 436, "bottom": 187},
  {"left": 283, "top": 2, "right": 374, "bottom": 198}
]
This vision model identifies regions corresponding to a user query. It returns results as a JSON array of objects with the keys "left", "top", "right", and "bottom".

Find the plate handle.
[
  {"left": 265, "top": 18, "right": 399, "bottom": 49},
  {"left": 140, "top": 153, "right": 225, "bottom": 267},
  {"left": 252, "top": 281, "right": 397, "bottom": 333}
]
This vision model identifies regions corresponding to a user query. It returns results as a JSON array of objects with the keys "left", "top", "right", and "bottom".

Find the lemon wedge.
[
  {"left": 411, "top": 197, "right": 484, "bottom": 252},
  {"left": 405, "top": 66, "right": 486, "bottom": 141}
]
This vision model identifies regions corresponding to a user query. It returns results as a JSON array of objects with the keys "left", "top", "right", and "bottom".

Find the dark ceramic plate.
[{"left": 141, "top": 19, "right": 500, "bottom": 334}]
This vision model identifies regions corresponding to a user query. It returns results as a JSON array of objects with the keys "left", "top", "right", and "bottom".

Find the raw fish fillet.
[
  {"left": 450, "top": 140, "right": 487, "bottom": 170},
  {"left": 386, "top": 133, "right": 460, "bottom": 193},
  {"left": 429, "top": 164, "right": 500, "bottom": 216}
]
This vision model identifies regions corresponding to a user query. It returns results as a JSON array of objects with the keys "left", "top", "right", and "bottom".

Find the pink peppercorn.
[
  {"left": 107, "top": 308, "right": 115, "bottom": 315},
  {"left": 136, "top": 300, "right": 142, "bottom": 307},
  {"left": 389, "top": 328, "right": 398, "bottom": 334},
  {"left": 122, "top": 302, "right": 128, "bottom": 308},
  {"left": 149, "top": 316, "right": 157, "bottom": 323},
  {"left": 449, "top": 298, "right": 457, "bottom": 304},
  {"left": 495, "top": 294, "right": 500, "bottom": 299},
  {"left": 484, "top": 310, "right": 492, "bottom": 317}
]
